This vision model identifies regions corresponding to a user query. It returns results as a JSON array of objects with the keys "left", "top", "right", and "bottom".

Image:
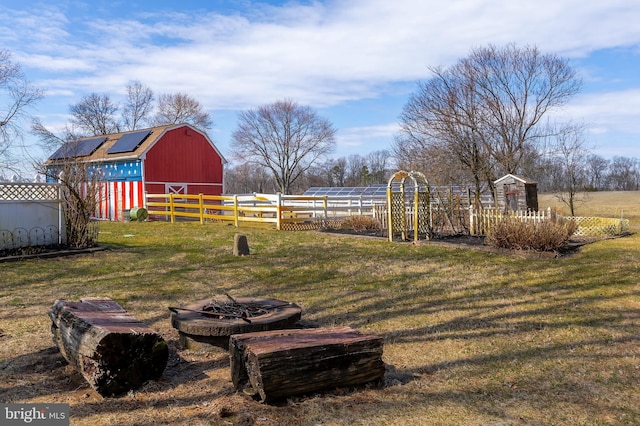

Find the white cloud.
[
  {"left": 336, "top": 123, "right": 399, "bottom": 153},
  {"left": 7, "top": 0, "right": 640, "bottom": 110},
  {"left": 566, "top": 89, "right": 640, "bottom": 134},
  {"left": 3, "top": 0, "right": 640, "bottom": 160}
]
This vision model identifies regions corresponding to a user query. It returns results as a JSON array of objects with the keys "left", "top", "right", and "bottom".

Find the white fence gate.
[{"left": 0, "top": 183, "right": 66, "bottom": 250}]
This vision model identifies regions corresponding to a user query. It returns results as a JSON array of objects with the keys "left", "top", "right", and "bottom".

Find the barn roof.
[{"left": 46, "top": 123, "right": 226, "bottom": 164}]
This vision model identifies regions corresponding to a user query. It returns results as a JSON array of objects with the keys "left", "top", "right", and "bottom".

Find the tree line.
[{"left": 224, "top": 148, "right": 392, "bottom": 195}]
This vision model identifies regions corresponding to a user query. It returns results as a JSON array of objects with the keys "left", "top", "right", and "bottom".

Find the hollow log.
[
  {"left": 229, "top": 327, "right": 385, "bottom": 402},
  {"left": 49, "top": 297, "right": 168, "bottom": 397}
]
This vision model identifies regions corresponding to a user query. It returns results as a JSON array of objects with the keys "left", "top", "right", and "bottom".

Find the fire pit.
[{"left": 169, "top": 295, "right": 302, "bottom": 350}]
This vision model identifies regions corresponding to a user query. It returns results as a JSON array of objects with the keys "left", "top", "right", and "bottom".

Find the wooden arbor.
[{"left": 387, "top": 171, "right": 431, "bottom": 242}]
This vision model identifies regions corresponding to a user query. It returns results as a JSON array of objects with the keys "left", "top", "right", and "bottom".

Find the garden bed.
[{"left": 0, "top": 245, "right": 106, "bottom": 263}]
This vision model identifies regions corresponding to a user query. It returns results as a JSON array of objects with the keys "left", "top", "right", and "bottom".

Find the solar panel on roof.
[
  {"left": 107, "top": 129, "right": 152, "bottom": 154},
  {"left": 49, "top": 136, "right": 107, "bottom": 159}
]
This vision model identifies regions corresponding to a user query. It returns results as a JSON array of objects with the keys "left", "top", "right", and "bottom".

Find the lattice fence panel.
[
  {"left": 416, "top": 191, "right": 431, "bottom": 236},
  {"left": 390, "top": 192, "right": 405, "bottom": 236},
  {"left": 564, "top": 216, "right": 630, "bottom": 237},
  {"left": 0, "top": 183, "right": 60, "bottom": 201},
  {"left": 280, "top": 222, "right": 323, "bottom": 231}
]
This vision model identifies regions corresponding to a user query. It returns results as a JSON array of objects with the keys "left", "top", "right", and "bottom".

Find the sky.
[{"left": 2, "top": 0, "right": 640, "bottom": 175}]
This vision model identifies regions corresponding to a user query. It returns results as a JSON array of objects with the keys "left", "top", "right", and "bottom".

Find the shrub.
[
  {"left": 486, "top": 217, "right": 577, "bottom": 252},
  {"left": 340, "top": 216, "right": 382, "bottom": 232}
]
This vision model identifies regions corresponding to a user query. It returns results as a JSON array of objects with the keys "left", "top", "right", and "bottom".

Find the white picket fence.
[{"left": 469, "top": 207, "right": 629, "bottom": 237}]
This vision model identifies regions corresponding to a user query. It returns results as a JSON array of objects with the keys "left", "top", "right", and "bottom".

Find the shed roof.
[
  {"left": 494, "top": 173, "right": 537, "bottom": 185},
  {"left": 46, "top": 123, "right": 226, "bottom": 164}
]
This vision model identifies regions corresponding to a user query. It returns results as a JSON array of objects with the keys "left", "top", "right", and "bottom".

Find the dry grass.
[
  {"left": 539, "top": 191, "right": 640, "bottom": 226},
  {"left": 1, "top": 192, "right": 639, "bottom": 425}
]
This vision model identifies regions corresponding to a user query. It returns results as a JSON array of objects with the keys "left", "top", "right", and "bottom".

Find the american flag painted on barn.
[
  {"left": 93, "top": 181, "right": 144, "bottom": 221},
  {"left": 86, "top": 160, "right": 145, "bottom": 220}
]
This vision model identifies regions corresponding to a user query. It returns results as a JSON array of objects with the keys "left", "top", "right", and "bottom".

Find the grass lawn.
[{"left": 0, "top": 191, "right": 639, "bottom": 425}]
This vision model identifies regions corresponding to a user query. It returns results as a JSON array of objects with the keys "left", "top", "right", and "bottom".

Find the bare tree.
[
  {"left": 231, "top": 99, "right": 336, "bottom": 194},
  {"left": 366, "top": 149, "right": 391, "bottom": 184},
  {"left": 31, "top": 118, "right": 81, "bottom": 154},
  {"left": 69, "top": 93, "right": 120, "bottom": 136},
  {"left": 224, "top": 162, "right": 276, "bottom": 194},
  {"left": 36, "top": 146, "right": 102, "bottom": 248},
  {"left": 396, "top": 44, "right": 581, "bottom": 202},
  {"left": 122, "top": 80, "right": 154, "bottom": 130},
  {"left": 391, "top": 135, "right": 429, "bottom": 174},
  {"left": 397, "top": 62, "right": 495, "bottom": 204},
  {"left": 154, "top": 92, "right": 212, "bottom": 130},
  {"left": 0, "top": 49, "right": 44, "bottom": 170},
  {"left": 466, "top": 44, "right": 581, "bottom": 174},
  {"left": 585, "top": 154, "right": 610, "bottom": 190},
  {"left": 300, "top": 161, "right": 332, "bottom": 189},
  {"left": 552, "top": 125, "right": 591, "bottom": 216},
  {"left": 345, "top": 154, "right": 367, "bottom": 186}
]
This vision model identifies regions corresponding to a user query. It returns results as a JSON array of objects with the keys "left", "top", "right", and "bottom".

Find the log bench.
[
  {"left": 49, "top": 297, "right": 168, "bottom": 397},
  {"left": 229, "top": 326, "right": 385, "bottom": 403}
]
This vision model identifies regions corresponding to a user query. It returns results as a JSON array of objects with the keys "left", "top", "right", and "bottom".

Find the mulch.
[{"left": 0, "top": 245, "right": 107, "bottom": 263}]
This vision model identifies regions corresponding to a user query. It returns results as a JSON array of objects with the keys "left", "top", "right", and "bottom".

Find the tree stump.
[
  {"left": 49, "top": 297, "right": 168, "bottom": 397},
  {"left": 233, "top": 233, "right": 250, "bottom": 256},
  {"left": 229, "top": 326, "right": 385, "bottom": 402}
]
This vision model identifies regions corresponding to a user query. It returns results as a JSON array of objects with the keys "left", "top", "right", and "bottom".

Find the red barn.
[{"left": 46, "top": 123, "right": 226, "bottom": 221}]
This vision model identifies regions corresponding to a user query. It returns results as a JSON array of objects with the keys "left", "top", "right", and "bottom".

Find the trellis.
[
  {"left": 564, "top": 216, "right": 629, "bottom": 237},
  {"left": 386, "top": 171, "right": 431, "bottom": 242}
]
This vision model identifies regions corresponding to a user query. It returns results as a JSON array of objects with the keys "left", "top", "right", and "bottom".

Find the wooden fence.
[
  {"left": 144, "top": 193, "right": 380, "bottom": 230},
  {"left": 144, "top": 192, "right": 630, "bottom": 238}
]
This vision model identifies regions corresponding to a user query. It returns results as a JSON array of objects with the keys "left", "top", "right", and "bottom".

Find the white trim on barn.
[{"left": 494, "top": 174, "right": 537, "bottom": 185}]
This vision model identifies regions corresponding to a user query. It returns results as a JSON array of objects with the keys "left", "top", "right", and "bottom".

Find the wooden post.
[
  {"left": 169, "top": 193, "right": 175, "bottom": 223},
  {"left": 199, "top": 193, "right": 204, "bottom": 224},
  {"left": 322, "top": 195, "right": 328, "bottom": 228},
  {"left": 49, "top": 297, "right": 168, "bottom": 397},
  {"left": 233, "top": 194, "right": 239, "bottom": 227},
  {"left": 276, "top": 193, "right": 282, "bottom": 231}
]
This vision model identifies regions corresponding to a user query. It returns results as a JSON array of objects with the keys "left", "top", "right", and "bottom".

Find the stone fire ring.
[{"left": 170, "top": 296, "right": 302, "bottom": 350}]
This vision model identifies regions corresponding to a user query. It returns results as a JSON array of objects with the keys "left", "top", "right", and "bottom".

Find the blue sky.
[{"left": 2, "top": 0, "right": 640, "bottom": 172}]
